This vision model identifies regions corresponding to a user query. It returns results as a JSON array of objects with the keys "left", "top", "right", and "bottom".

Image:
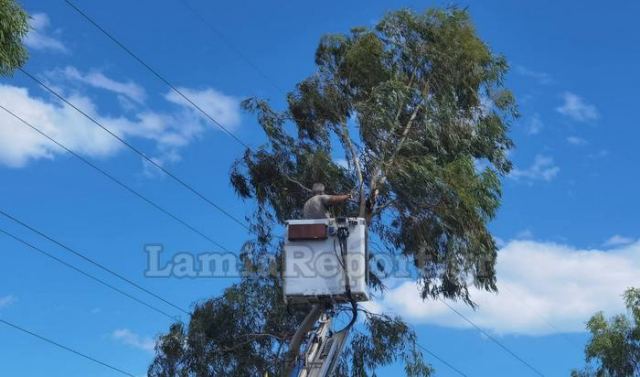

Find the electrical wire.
[
  {"left": 19, "top": 68, "right": 251, "bottom": 233},
  {"left": 64, "top": 0, "right": 251, "bottom": 150},
  {"left": 414, "top": 341, "right": 470, "bottom": 377},
  {"left": 0, "top": 208, "right": 189, "bottom": 316},
  {"left": 0, "top": 104, "right": 230, "bottom": 253},
  {"left": 175, "top": 0, "right": 284, "bottom": 93},
  {"left": 0, "top": 318, "right": 137, "bottom": 377},
  {"left": 0, "top": 226, "right": 178, "bottom": 321},
  {"left": 58, "top": 2, "right": 294, "bottom": 240},
  {"left": 500, "top": 284, "right": 583, "bottom": 348},
  {"left": 353, "top": 328, "right": 469, "bottom": 377},
  {"left": 438, "top": 298, "right": 546, "bottom": 377}
]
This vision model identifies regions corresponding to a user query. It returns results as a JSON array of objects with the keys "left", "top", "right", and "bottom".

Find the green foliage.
[
  {"left": 572, "top": 288, "right": 640, "bottom": 377},
  {"left": 336, "top": 314, "right": 433, "bottom": 377},
  {"left": 150, "top": 268, "right": 304, "bottom": 376},
  {"left": 151, "top": 7, "right": 515, "bottom": 376},
  {"left": 149, "top": 252, "right": 429, "bottom": 376},
  {"left": 232, "top": 7, "right": 515, "bottom": 305},
  {"left": 0, "top": 0, "right": 28, "bottom": 76}
]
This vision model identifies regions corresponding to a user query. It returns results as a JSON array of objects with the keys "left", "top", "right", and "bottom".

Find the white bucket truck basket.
[{"left": 284, "top": 217, "right": 369, "bottom": 304}]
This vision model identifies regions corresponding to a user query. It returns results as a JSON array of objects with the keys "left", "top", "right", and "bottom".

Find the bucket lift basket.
[{"left": 283, "top": 217, "right": 369, "bottom": 304}]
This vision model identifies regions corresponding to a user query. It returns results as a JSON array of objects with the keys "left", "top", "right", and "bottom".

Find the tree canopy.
[
  {"left": 150, "top": 7, "right": 515, "bottom": 376},
  {"left": 0, "top": 0, "right": 29, "bottom": 76},
  {"left": 572, "top": 288, "right": 640, "bottom": 377}
]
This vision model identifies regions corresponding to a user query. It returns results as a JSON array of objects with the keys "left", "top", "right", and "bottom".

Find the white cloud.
[
  {"left": 515, "top": 66, "right": 553, "bottom": 85},
  {"left": 603, "top": 235, "right": 635, "bottom": 247},
  {"left": 526, "top": 114, "right": 543, "bottom": 135},
  {"left": 588, "top": 149, "right": 609, "bottom": 159},
  {"left": 55, "top": 67, "right": 146, "bottom": 104},
  {"left": 510, "top": 155, "right": 559, "bottom": 182},
  {"left": 112, "top": 329, "right": 155, "bottom": 353},
  {"left": 557, "top": 92, "right": 599, "bottom": 122},
  {"left": 0, "top": 85, "right": 119, "bottom": 167},
  {"left": 368, "top": 239, "right": 640, "bottom": 336},
  {"left": 165, "top": 87, "right": 241, "bottom": 130},
  {"left": 515, "top": 229, "right": 534, "bottom": 239},
  {"left": 24, "top": 13, "right": 67, "bottom": 53},
  {"left": 0, "top": 74, "right": 241, "bottom": 168},
  {"left": 567, "top": 136, "right": 587, "bottom": 146},
  {"left": 0, "top": 295, "right": 16, "bottom": 308}
]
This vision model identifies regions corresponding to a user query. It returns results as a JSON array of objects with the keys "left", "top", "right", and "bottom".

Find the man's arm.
[{"left": 327, "top": 194, "right": 351, "bottom": 205}]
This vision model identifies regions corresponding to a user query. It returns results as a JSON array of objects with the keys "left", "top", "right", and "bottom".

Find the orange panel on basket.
[{"left": 288, "top": 224, "right": 328, "bottom": 241}]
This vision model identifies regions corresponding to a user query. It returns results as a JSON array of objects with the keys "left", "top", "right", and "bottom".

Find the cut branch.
[{"left": 339, "top": 121, "right": 366, "bottom": 217}]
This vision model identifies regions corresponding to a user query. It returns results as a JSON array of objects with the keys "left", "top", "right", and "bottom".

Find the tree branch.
[
  {"left": 385, "top": 100, "right": 422, "bottom": 169},
  {"left": 220, "top": 333, "right": 285, "bottom": 353},
  {"left": 284, "top": 173, "right": 312, "bottom": 193},
  {"left": 338, "top": 121, "right": 366, "bottom": 217},
  {"left": 365, "top": 78, "right": 427, "bottom": 223}
]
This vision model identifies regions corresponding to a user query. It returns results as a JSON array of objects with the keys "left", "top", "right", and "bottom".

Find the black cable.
[
  {"left": 500, "top": 284, "right": 583, "bottom": 348},
  {"left": 64, "top": 0, "right": 251, "bottom": 150},
  {"left": 53, "top": 2, "right": 292, "bottom": 240},
  {"left": 414, "top": 342, "right": 470, "bottom": 377},
  {"left": 0, "top": 104, "right": 230, "bottom": 253},
  {"left": 0, "top": 227, "right": 178, "bottom": 321},
  {"left": 438, "top": 298, "right": 546, "bottom": 377},
  {"left": 0, "top": 318, "right": 137, "bottom": 377},
  {"left": 338, "top": 299, "right": 358, "bottom": 333},
  {"left": 19, "top": 68, "right": 251, "bottom": 233},
  {"left": 352, "top": 328, "right": 469, "bottom": 377},
  {"left": 0, "top": 208, "right": 189, "bottom": 316},
  {"left": 335, "top": 226, "right": 357, "bottom": 333},
  {"left": 175, "top": 0, "right": 284, "bottom": 93}
]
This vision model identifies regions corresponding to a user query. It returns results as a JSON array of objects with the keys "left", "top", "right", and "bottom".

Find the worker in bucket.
[{"left": 302, "top": 183, "right": 351, "bottom": 219}]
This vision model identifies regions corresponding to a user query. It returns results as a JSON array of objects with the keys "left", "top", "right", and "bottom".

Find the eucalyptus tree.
[
  {"left": 572, "top": 288, "right": 640, "bottom": 377},
  {"left": 0, "top": 0, "right": 28, "bottom": 76},
  {"left": 150, "top": 7, "right": 516, "bottom": 376}
]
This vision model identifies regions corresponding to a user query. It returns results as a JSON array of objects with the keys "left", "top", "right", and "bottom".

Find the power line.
[
  {"left": 60, "top": 0, "right": 261, "bottom": 234},
  {"left": 415, "top": 342, "right": 470, "bottom": 377},
  {"left": 0, "top": 208, "right": 190, "bottom": 316},
  {"left": 438, "top": 298, "right": 546, "bottom": 377},
  {"left": 0, "top": 226, "right": 178, "bottom": 321},
  {"left": 353, "top": 328, "right": 469, "bottom": 377},
  {"left": 0, "top": 104, "right": 230, "bottom": 252},
  {"left": 0, "top": 318, "right": 137, "bottom": 377},
  {"left": 499, "top": 284, "right": 583, "bottom": 349},
  {"left": 175, "top": 0, "right": 284, "bottom": 93},
  {"left": 19, "top": 68, "right": 250, "bottom": 233},
  {"left": 64, "top": 0, "right": 251, "bottom": 150}
]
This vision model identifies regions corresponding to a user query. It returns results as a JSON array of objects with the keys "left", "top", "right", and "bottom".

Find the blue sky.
[{"left": 1, "top": 0, "right": 639, "bottom": 376}]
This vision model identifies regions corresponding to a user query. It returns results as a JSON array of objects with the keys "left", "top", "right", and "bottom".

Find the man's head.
[{"left": 312, "top": 183, "right": 325, "bottom": 195}]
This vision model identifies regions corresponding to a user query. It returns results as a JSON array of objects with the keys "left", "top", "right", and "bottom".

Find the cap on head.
[{"left": 312, "top": 183, "right": 325, "bottom": 195}]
